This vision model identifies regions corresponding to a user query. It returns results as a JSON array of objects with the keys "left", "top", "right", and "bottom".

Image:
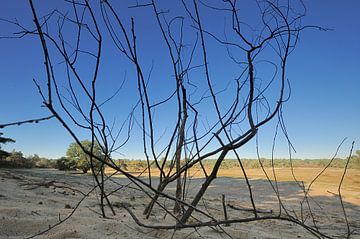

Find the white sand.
[{"left": 0, "top": 168, "right": 359, "bottom": 239}]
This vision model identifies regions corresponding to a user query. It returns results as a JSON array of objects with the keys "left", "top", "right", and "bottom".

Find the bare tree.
[{"left": 1, "top": 0, "right": 356, "bottom": 238}]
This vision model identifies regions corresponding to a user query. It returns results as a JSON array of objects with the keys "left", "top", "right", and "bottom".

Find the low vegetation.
[
  {"left": 1, "top": 152, "right": 359, "bottom": 171},
  {"left": 0, "top": 151, "right": 55, "bottom": 168},
  {"left": 0, "top": 138, "right": 105, "bottom": 172},
  {"left": 118, "top": 154, "right": 360, "bottom": 172},
  {"left": 1, "top": 133, "right": 359, "bottom": 171}
]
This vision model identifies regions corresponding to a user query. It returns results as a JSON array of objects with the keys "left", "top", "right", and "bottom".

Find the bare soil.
[{"left": 0, "top": 168, "right": 359, "bottom": 239}]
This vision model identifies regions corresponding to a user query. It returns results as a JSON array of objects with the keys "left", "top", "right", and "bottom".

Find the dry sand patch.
[{"left": 0, "top": 168, "right": 359, "bottom": 238}]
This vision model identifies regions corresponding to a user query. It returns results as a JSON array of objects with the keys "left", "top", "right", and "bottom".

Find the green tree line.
[{"left": 1, "top": 133, "right": 359, "bottom": 170}]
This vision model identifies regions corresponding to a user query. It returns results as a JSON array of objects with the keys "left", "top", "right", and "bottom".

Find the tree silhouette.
[
  {"left": 0, "top": 0, "right": 356, "bottom": 238},
  {"left": 0, "top": 132, "right": 15, "bottom": 160}
]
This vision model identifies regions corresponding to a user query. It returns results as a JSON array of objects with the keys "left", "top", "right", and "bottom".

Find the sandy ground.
[{"left": 0, "top": 168, "right": 359, "bottom": 239}]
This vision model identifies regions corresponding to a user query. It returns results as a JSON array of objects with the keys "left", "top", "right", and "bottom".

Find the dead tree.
[{"left": 1, "top": 0, "right": 356, "bottom": 238}]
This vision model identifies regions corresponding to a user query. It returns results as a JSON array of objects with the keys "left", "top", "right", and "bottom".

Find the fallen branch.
[
  {"left": 120, "top": 203, "right": 333, "bottom": 238},
  {"left": 227, "top": 203, "right": 273, "bottom": 214},
  {"left": 222, "top": 194, "right": 230, "bottom": 226},
  {"left": 20, "top": 180, "right": 86, "bottom": 196},
  {"left": 0, "top": 171, "right": 26, "bottom": 180}
]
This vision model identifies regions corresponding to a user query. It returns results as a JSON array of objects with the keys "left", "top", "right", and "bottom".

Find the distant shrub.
[
  {"left": 55, "top": 157, "right": 77, "bottom": 171},
  {"left": 128, "top": 159, "right": 148, "bottom": 170},
  {"left": 36, "top": 158, "right": 56, "bottom": 168},
  {"left": 1, "top": 151, "right": 35, "bottom": 168},
  {"left": 349, "top": 150, "right": 360, "bottom": 169},
  {"left": 198, "top": 157, "right": 360, "bottom": 170},
  {"left": 116, "top": 159, "right": 128, "bottom": 170},
  {"left": 26, "top": 154, "right": 56, "bottom": 168}
]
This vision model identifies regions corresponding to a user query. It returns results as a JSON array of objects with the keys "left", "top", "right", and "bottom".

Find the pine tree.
[{"left": 0, "top": 133, "right": 15, "bottom": 160}]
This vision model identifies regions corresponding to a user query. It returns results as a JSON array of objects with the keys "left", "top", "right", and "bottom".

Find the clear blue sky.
[{"left": 0, "top": 0, "right": 359, "bottom": 160}]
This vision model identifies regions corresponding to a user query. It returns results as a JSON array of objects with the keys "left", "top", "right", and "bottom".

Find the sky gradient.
[{"left": 0, "top": 0, "right": 359, "bottom": 160}]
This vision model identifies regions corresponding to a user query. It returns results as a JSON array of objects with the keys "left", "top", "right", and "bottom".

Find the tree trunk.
[
  {"left": 173, "top": 86, "right": 187, "bottom": 216},
  {"left": 179, "top": 149, "right": 228, "bottom": 224}
]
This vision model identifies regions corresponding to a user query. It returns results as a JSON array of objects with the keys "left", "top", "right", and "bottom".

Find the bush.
[
  {"left": 36, "top": 158, "right": 56, "bottom": 168},
  {"left": 1, "top": 151, "right": 35, "bottom": 168},
  {"left": 66, "top": 140, "right": 105, "bottom": 173},
  {"left": 26, "top": 154, "right": 55, "bottom": 168},
  {"left": 55, "top": 157, "right": 77, "bottom": 171},
  {"left": 116, "top": 159, "right": 128, "bottom": 170}
]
